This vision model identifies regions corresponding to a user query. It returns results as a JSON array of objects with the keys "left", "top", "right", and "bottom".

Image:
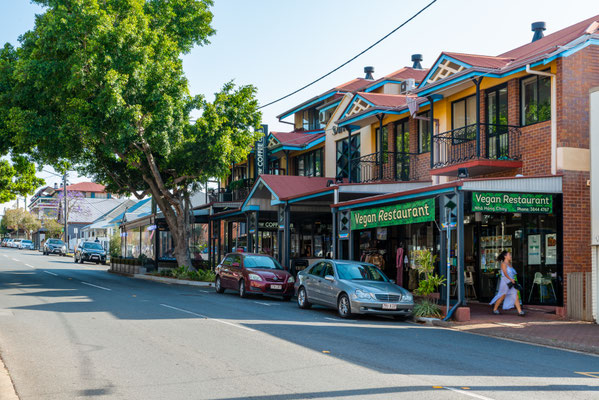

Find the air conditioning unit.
[{"left": 400, "top": 79, "right": 416, "bottom": 94}]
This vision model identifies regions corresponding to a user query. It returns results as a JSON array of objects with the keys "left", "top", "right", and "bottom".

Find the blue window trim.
[
  {"left": 419, "top": 54, "right": 473, "bottom": 88},
  {"left": 318, "top": 100, "right": 341, "bottom": 113},
  {"left": 338, "top": 94, "right": 377, "bottom": 121},
  {"left": 364, "top": 79, "right": 403, "bottom": 93}
]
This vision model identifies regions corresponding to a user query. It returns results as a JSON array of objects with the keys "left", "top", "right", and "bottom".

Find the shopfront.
[
  {"left": 463, "top": 191, "right": 563, "bottom": 305},
  {"left": 348, "top": 197, "right": 439, "bottom": 290}
]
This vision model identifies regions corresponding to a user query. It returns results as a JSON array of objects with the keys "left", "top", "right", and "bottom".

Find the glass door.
[{"left": 486, "top": 85, "right": 509, "bottom": 159}]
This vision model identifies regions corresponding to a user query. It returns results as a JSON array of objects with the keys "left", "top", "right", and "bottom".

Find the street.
[{"left": 0, "top": 248, "right": 598, "bottom": 400}]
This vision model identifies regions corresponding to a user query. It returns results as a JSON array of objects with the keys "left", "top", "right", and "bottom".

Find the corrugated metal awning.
[{"left": 461, "top": 176, "right": 562, "bottom": 193}]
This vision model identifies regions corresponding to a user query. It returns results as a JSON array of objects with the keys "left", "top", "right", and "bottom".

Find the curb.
[
  {"left": 415, "top": 316, "right": 452, "bottom": 327},
  {"left": 132, "top": 274, "right": 214, "bottom": 287},
  {"left": 0, "top": 353, "right": 18, "bottom": 400}
]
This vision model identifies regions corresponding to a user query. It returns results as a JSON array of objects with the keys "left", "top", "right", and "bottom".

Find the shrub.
[
  {"left": 414, "top": 299, "right": 442, "bottom": 318},
  {"left": 109, "top": 233, "right": 121, "bottom": 258},
  {"left": 414, "top": 249, "right": 445, "bottom": 297}
]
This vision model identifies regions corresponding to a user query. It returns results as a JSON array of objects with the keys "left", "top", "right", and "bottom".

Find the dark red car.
[{"left": 215, "top": 253, "right": 295, "bottom": 300}]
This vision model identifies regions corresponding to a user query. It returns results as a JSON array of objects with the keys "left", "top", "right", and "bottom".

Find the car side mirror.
[
  {"left": 324, "top": 274, "right": 335, "bottom": 282},
  {"left": 231, "top": 262, "right": 240, "bottom": 268}
]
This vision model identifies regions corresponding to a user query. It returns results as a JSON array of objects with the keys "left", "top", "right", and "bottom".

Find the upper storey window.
[{"left": 521, "top": 75, "right": 551, "bottom": 126}]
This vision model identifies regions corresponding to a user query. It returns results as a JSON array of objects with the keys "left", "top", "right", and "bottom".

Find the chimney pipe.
[
  {"left": 531, "top": 21, "right": 546, "bottom": 42},
  {"left": 411, "top": 54, "right": 423, "bottom": 69},
  {"left": 364, "top": 66, "right": 375, "bottom": 80}
]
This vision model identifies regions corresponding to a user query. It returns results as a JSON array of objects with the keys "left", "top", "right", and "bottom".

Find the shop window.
[
  {"left": 336, "top": 135, "right": 360, "bottom": 181},
  {"left": 486, "top": 84, "right": 509, "bottom": 159},
  {"left": 418, "top": 111, "right": 430, "bottom": 153},
  {"left": 451, "top": 95, "right": 477, "bottom": 143},
  {"left": 521, "top": 74, "right": 551, "bottom": 126}
]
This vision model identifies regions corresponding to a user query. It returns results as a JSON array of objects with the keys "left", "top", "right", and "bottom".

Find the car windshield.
[
  {"left": 48, "top": 240, "right": 64, "bottom": 245},
  {"left": 243, "top": 255, "right": 282, "bottom": 270},
  {"left": 84, "top": 243, "right": 103, "bottom": 250},
  {"left": 336, "top": 262, "right": 389, "bottom": 282}
]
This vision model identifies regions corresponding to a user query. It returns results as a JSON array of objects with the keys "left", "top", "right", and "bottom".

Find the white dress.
[{"left": 489, "top": 265, "right": 518, "bottom": 310}]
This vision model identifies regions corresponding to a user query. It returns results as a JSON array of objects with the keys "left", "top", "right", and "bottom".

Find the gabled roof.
[
  {"left": 55, "top": 182, "right": 106, "bottom": 193},
  {"left": 384, "top": 67, "right": 429, "bottom": 82},
  {"left": 61, "top": 198, "right": 127, "bottom": 224},
  {"left": 267, "top": 130, "right": 325, "bottom": 153},
  {"left": 418, "top": 15, "right": 599, "bottom": 92},
  {"left": 357, "top": 92, "right": 409, "bottom": 108}
]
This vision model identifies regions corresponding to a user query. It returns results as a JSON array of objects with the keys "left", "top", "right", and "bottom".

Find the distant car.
[
  {"left": 74, "top": 241, "right": 107, "bottom": 264},
  {"left": 295, "top": 260, "right": 414, "bottom": 319},
  {"left": 43, "top": 239, "right": 67, "bottom": 256},
  {"left": 11, "top": 239, "right": 23, "bottom": 248},
  {"left": 19, "top": 240, "right": 34, "bottom": 250},
  {"left": 215, "top": 253, "right": 294, "bottom": 300},
  {"left": 5, "top": 239, "right": 14, "bottom": 247},
  {"left": 1, "top": 238, "right": 9, "bottom": 247}
]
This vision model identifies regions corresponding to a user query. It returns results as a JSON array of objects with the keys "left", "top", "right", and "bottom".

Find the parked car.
[
  {"left": 19, "top": 240, "right": 34, "bottom": 250},
  {"left": 5, "top": 239, "right": 14, "bottom": 247},
  {"left": 11, "top": 239, "right": 23, "bottom": 249},
  {"left": 295, "top": 260, "right": 414, "bottom": 319},
  {"left": 74, "top": 241, "right": 107, "bottom": 264},
  {"left": 215, "top": 253, "right": 294, "bottom": 300},
  {"left": 1, "top": 238, "right": 9, "bottom": 247},
  {"left": 43, "top": 239, "right": 67, "bottom": 256}
]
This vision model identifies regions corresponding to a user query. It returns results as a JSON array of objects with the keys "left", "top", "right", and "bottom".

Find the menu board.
[
  {"left": 480, "top": 235, "right": 512, "bottom": 270},
  {"left": 528, "top": 234, "right": 541, "bottom": 265},
  {"left": 545, "top": 234, "right": 557, "bottom": 265}
]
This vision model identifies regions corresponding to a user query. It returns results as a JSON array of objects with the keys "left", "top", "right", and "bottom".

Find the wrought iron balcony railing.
[
  {"left": 350, "top": 151, "right": 417, "bottom": 183},
  {"left": 432, "top": 123, "right": 521, "bottom": 169},
  {"left": 209, "top": 178, "right": 255, "bottom": 203}
]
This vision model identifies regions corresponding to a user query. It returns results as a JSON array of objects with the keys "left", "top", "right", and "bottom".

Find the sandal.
[
  {"left": 492, "top": 310, "right": 500, "bottom": 315},
  {"left": 518, "top": 311, "right": 526, "bottom": 317}
]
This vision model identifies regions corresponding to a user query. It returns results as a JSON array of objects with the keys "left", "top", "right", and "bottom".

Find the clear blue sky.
[{"left": 0, "top": 0, "right": 597, "bottom": 212}]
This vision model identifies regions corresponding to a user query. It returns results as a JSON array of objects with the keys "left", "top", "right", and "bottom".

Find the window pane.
[
  {"left": 298, "top": 157, "right": 305, "bottom": 176},
  {"left": 498, "top": 87, "right": 508, "bottom": 125},
  {"left": 315, "top": 149, "right": 322, "bottom": 177},
  {"left": 453, "top": 100, "right": 466, "bottom": 128},
  {"left": 487, "top": 92, "right": 497, "bottom": 125},
  {"left": 538, "top": 75, "right": 551, "bottom": 122},
  {"left": 521, "top": 76, "right": 538, "bottom": 125},
  {"left": 466, "top": 96, "right": 477, "bottom": 126},
  {"left": 376, "top": 126, "right": 388, "bottom": 153},
  {"left": 418, "top": 112, "right": 430, "bottom": 153}
]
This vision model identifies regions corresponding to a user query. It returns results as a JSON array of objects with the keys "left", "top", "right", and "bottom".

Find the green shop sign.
[
  {"left": 351, "top": 198, "right": 435, "bottom": 230},
  {"left": 472, "top": 192, "right": 553, "bottom": 213}
]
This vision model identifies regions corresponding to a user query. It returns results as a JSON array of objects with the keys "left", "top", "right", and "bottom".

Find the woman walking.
[{"left": 490, "top": 251, "right": 525, "bottom": 316}]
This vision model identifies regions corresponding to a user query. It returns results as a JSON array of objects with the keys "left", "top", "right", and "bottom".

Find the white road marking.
[
  {"left": 2, "top": 254, "right": 7, "bottom": 257},
  {"left": 254, "top": 301, "right": 279, "bottom": 306},
  {"left": 160, "top": 303, "right": 256, "bottom": 332},
  {"left": 25, "top": 264, "right": 36, "bottom": 269},
  {"left": 81, "top": 282, "right": 111, "bottom": 291},
  {"left": 43, "top": 271, "right": 58, "bottom": 276},
  {"left": 199, "top": 290, "right": 210, "bottom": 293},
  {"left": 444, "top": 387, "right": 495, "bottom": 400},
  {"left": 11, "top": 258, "right": 19, "bottom": 262},
  {"left": 160, "top": 304, "right": 207, "bottom": 318}
]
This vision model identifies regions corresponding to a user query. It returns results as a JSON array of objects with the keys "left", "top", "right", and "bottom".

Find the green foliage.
[
  {"left": 0, "top": 157, "right": 44, "bottom": 204},
  {"left": 414, "top": 299, "right": 443, "bottom": 318},
  {"left": 414, "top": 249, "right": 446, "bottom": 296},
  {"left": 43, "top": 219, "right": 64, "bottom": 238},
  {"left": 165, "top": 266, "right": 215, "bottom": 282},
  {"left": 1, "top": 208, "right": 41, "bottom": 238},
  {"left": 109, "top": 232, "right": 121, "bottom": 258},
  {"left": 1, "top": 0, "right": 261, "bottom": 268}
]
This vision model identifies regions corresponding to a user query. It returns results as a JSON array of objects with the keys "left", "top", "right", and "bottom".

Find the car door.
[
  {"left": 304, "top": 262, "right": 326, "bottom": 304},
  {"left": 229, "top": 254, "right": 243, "bottom": 288},
  {"left": 218, "top": 255, "right": 234, "bottom": 288},
  {"left": 319, "top": 262, "right": 338, "bottom": 307}
]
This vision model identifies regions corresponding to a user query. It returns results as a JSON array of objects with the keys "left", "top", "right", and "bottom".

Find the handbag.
[{"left": 508, "top": 282, "right": 523, "bottom": 291}]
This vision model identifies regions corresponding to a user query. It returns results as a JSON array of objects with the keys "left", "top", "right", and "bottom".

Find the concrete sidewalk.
[
  {"left": 451, "top": 302, "right": 599, "bottom": 355},
  {"left": 0, "top": 352, "right": 18, "bottom": 400}
]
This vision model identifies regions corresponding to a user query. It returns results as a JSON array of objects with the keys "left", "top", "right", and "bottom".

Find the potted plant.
[{"left": 413, "top": 249, "right": 446, "bottom": 318}]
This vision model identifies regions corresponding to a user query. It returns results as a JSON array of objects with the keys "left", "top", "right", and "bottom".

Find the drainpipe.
[
  {"left": 377, "top": 114, "right": 385, "bottom": 181},
  {"left": 526, "top": 65, "right": 557, "bottom": 175},
  {"left": 346, "top": 127, "right": 352, "bottom": 182}
]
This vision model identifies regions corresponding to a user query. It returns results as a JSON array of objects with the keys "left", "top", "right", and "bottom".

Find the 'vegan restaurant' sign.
[
  {"left": 351, "top": 198, "right": 435, "bottom": 230},
  {"left": 472, "top": 192, "right": 553, "bottom": 214}
]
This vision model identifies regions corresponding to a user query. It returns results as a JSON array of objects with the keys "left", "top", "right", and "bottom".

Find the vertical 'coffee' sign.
[{"left": 255, "top": 124, "right": 268, "bottom": 177}]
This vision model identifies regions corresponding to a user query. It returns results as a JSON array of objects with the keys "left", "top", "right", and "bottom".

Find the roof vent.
[
  {"left": 531, "top": 21, "right": 546, "bottom": 42},
  {"left": 53, "top": 182, "right": 58, "bottom": 189},
  {"left": 364, "top": 66, "right": 375, "bottom": 80},
  {"left": 411, "top": 54, "right": 423, "bottom": 69}
]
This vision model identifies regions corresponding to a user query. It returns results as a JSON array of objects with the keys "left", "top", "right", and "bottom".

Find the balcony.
[
  {"left": 209, "top": 178, "right": 255, "bottom": 203},
  {"left": 350, "top": 151, "right": 417, "bottom": 183},
  {"left": 432, "top": 123, "right": 522, "bottom": 177}
]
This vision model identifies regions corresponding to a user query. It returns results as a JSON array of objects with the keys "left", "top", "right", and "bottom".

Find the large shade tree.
[{"left": 3, "top": 0, "right": 262, "bottom": 268}]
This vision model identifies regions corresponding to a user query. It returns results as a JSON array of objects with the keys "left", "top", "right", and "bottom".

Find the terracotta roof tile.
[
  {"left": 384, "top": 67, "right": 429, "bottom": 82},
  {"left": 334, "top": 78, "right": 374, "bottom": 92},
  {"left": 443, "top": 52, "right": 513, "bottom": 69},
  {"left": 270, "top": 131, "right": 324, "bottom": 147},
  {"left": 55, "top": 182, "right": 106, "bottom": 193},
  {"left": 259, "top": 175, "right": 334, "bottom": 200},
  {"left": 357, "top": 92, "right": 409, "bottom": 108}
]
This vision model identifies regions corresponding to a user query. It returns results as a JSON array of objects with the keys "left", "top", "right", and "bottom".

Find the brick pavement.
[{"left": 450, "top": 302, "right": 599, "bottom": 355}]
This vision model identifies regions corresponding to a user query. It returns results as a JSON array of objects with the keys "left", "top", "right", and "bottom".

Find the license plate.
[
  {"left": 382, "top": 303, "right": 397, "bottom": 310},
  {"left": 270, "top": 284, "right": 282, "bottom": 290},
  {"left": 91, "top": 255, "right": 99, "bottom": 259}
]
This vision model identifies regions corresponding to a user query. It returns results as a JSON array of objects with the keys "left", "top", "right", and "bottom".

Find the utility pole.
[{"left": 63, "top": 172, "right": 68, "bottom": 248}]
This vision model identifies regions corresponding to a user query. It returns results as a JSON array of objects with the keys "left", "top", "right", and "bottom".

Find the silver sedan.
[{"left": 295, "top": 260, "right": 414, "bottom": 319}]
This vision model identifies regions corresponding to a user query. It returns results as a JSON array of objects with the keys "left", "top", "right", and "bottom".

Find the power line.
[{"left": 258, "top": 0, "right": 438, "bottom": 110}]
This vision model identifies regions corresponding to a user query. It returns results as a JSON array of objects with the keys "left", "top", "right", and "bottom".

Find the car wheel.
[
  {"left": 95, "top": 261, "right": 100, "bottom": 265},
  {"left": 239, "top": 279, "right": 247, "bottom": 298},
  {"left": 73, "top": 255, "right": 78, "bottom": 263},
  {"left": 337, "top": 293, "right": 352, "bottom": 318},
  {"left": 297, "top": 287, "right": 311, "bottom": 309},
  {"left": 215, "top": 276, "right": 225, "bottom": 293}
]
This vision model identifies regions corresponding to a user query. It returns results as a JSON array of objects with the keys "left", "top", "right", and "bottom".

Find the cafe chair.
[
  {"left": 465, "top": 271, "right": 477, "bottom": 299},
  {"left": 528, "top": 272, "right": 557, "bottom": 302}
]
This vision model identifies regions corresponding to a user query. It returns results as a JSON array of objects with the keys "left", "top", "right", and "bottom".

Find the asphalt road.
[{"left": 0, "top": 248, "right": 598, "bottom": 400}]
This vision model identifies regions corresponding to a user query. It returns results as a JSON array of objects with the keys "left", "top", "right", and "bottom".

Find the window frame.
[
  {"left": 417, "top": 111, "right": 431, "bottom": 154},
  {"left": 295, "top": 147, "right": 323, "bottom": 177},
  {"left": 520, "top": 73, "right": 551, "bottom": 126},
  {"left": 451, "top": 94, "right": 477, "bottom": 144}
]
